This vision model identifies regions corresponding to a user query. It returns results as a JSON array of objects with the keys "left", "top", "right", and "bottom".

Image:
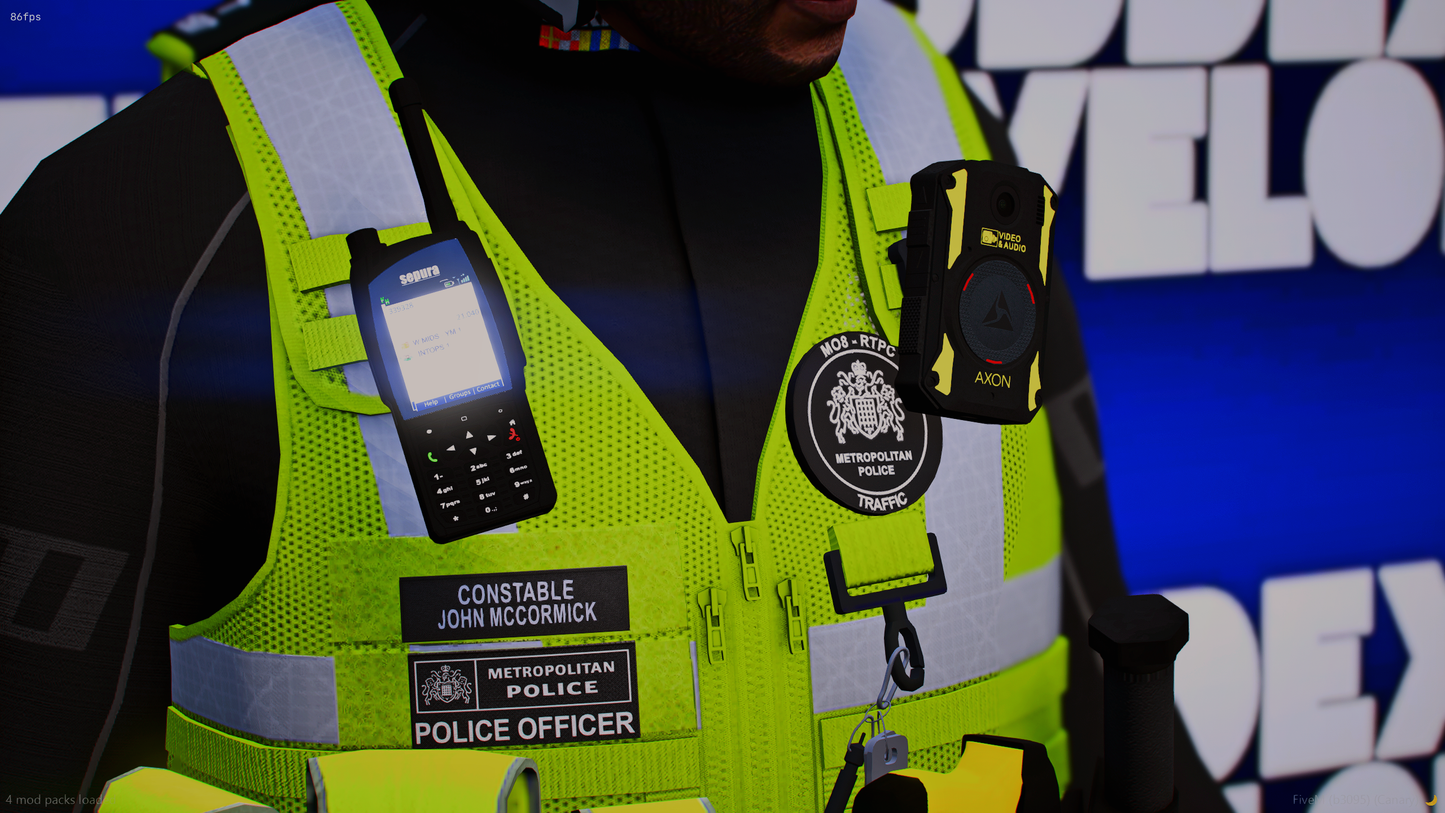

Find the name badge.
[{"left": 399, "top": 566, "right": 629, "bottom": 643}]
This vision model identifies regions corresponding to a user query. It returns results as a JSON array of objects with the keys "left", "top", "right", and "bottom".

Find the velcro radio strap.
[{"left": 828, "top": 511, "right": 934, "bottom": 591}]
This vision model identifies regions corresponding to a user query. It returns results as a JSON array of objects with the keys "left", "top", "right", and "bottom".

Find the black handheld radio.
[
  {"left": 894, "top": 161, "right": 1058, "bottom": 425},
  {"left": 349, "top": 78, "right": 556, "bottom": 543}
]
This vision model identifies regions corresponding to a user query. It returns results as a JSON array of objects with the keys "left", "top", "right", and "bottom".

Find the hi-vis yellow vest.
[{"left": 140, "top": 2, "right": 1067, "bottom": 810}]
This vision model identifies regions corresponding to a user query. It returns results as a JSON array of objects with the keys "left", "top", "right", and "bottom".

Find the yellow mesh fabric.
[
  {"left": 166, "top": 2, "right": 1065, "bottom": 809},
  {"left": 1001, "top": 425, "right": 1025, "bottom": 578}
]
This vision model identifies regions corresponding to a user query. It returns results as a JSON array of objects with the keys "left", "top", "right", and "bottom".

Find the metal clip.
[
  {"left": 776, "top": 579, "right": 807, "bottom": 654},
  {"left": 863, "top": 730, "right": 909, "bottom": 784},
  {"left": 843, "top": 645, "right": 911, "bottom": 759},
  {"left": 696, "top": 587, "right": 727, "bottom": 664},
  {"left": 729, "top": 526, "right": 763, "bottom": 601}
]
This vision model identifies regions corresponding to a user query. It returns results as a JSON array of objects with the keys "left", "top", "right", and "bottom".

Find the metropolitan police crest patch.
[
  {"left": 787, "top": 332, "right": 942, "bottom": 515},
  {"left": 422, "top": 664, "right": 473, "bottom": 706}
]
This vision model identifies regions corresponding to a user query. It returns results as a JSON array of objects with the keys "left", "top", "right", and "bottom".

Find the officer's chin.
[
  {"left": 786, "top": 0, "right": 858, "bottom": 27},
  {"left": 764, "top": 0, "right": 855, "bottom": 85}
]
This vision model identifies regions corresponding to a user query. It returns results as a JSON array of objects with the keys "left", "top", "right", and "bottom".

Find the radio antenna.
[{"left": 389, "top": 77, "right": 461, "bottom": 230}]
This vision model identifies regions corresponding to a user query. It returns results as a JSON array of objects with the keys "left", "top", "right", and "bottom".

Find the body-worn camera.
[{"left": 895, "top": 161, "right": 1058, "bottom": 425}]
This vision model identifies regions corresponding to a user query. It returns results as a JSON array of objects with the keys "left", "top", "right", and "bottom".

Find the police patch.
[
  {"left": 408, "top": 641, "right": 640, "bottom": 748},
  {"left": 787, "top": 332, "right": 942, "bottom": 514}
]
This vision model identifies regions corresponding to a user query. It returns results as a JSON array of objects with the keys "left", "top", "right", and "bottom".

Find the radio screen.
[{"left": 368, "top": 239, "right": 513, "bottom": 418}]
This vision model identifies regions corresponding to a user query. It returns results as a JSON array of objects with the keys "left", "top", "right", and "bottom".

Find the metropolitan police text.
[{"left": 439, "top": 578, "right": 597, "bottom": 631}]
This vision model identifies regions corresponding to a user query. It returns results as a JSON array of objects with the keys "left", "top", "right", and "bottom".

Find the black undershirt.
[{"left": 396, "top": 10, "right": 823, "bottom": 521}]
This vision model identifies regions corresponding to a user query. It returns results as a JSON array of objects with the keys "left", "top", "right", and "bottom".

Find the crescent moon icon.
[{"left": 1426, "top": 795, "right": 1437, "bottom": 807}]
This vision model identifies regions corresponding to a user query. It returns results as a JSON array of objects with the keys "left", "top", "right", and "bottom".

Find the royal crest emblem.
[
  {"left": 421, "top": 664, "right": 472, "bottom": 706},
  {"left": 788, "top": 332, "right": 941, "bottom": 515},
  {"left": 828, "top": 359, "right": 907, "bottom": 444}
]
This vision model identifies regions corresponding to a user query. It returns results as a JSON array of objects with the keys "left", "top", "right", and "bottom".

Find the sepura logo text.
[{"left": 400, "top": 264, "right": 441, "bottom": 285}]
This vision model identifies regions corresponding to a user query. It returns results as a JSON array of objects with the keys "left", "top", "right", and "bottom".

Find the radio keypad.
[{"left": 413, "top": 401, "right": 537, "bottom": 524}]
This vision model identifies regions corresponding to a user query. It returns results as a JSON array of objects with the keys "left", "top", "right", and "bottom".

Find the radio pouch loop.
[
  {"left": 822, "top": 532, "right": 948, "bottom": 616},
  {"left": 823, "top": 511, "right": 944, "bottom": 693},
  {"left": 882, "top": 602, "right": 925, "bottom": 692}
]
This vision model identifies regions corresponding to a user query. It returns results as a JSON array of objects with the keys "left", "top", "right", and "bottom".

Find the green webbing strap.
[
  {"left": 98, "top": 766, "right": 275, "bottom": 813},
  {"left": 861, "top": 182, "right": 909, "bottom": 311},
  {"left": 307, "top": 750, "right": 537, "bottom": 813},
  {"left": 818, "top": 636, "right": 1068, "bottom": 772},
  {"left": 828, "top": 511, "right": 932, "bottom": 589},
  {"left": 304, "top": 315, "right": 368, "bottom": 370},
  {"left": 289, "top": 222, "right": 435, "bottom": 293},
  {"left": 865, "top": 183, "right": 911, "bottom": 234},
  {"left": 520, "top": 736, "right": 701, "bottom": 798},
  {"left": 816, "top": 12, "right": 992, "bottom": 346},
  {"left": 167, "top": 706, "right": 703, "bottom": 802},
  {"left": 147, "top": 32, "right": 197, "bottom": 82},
  {"left": 166, "top": 707, "right": 323, "bottom": 800},
  {"left": 289, "top": 233, "right": 352, "bottom": 292}
]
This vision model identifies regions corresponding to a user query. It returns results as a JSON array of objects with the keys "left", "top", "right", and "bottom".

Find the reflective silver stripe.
[
  {"left": 995, "top": 557, "right": 1062, "bottom": 669},
  {"left": 226, "top": 5, "right": 430, "bottom": 537},
  {"left": 812, "top": 418, "right": 1016, "bottom": 713},
  {"left": 811, "top": 5, "right": 1060, "bottom": 712},
  {"left": 226, "top": 3, "right": 426, "bottom": 240},
  {"left": 323, "top": 285, "right": 426, "bottom": 535},
  {"left": 356, "top": 413, "right": 428, "bottom": 536},
  {"left": 836, "top": 0, "right": 965, "bottom": 185},
  {"left": 170, "top": 636, "right": 339, "bottom": 744}
]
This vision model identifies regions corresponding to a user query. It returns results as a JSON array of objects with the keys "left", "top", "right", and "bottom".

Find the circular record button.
[
  {"left": 786, "top": 332, "right": 942, "bottom": 515},
  {"left": 958, "top": 257, "right": 1036, "bottom": 366}
]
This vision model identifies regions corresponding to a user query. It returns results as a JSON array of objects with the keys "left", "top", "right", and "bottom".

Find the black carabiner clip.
[{"left": 881, "top": 602, "right": 925, "bottom": 692}]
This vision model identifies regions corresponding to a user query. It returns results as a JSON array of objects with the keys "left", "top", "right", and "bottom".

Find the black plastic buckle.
[
  {"left": 822, "top": 533, "right": 948, "bottom": 616},
  {"left": 824, "top": 533, "right": 947, "bottom": 693}
]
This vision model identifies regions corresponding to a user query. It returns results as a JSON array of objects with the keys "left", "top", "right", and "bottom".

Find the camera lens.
[{"left": 996, "top": 191, "right": 1016, "bottom": 219}]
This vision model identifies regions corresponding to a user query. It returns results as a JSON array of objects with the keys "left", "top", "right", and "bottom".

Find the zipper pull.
[
  {"left": 776, "top": 579, "right": 807, "bottom": 654},
  {"left": 728, "top": 525, "right": 764, "bottom": 602},
  {"left": 696, "top": 587, "right": 728, "bottom": 665}
]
